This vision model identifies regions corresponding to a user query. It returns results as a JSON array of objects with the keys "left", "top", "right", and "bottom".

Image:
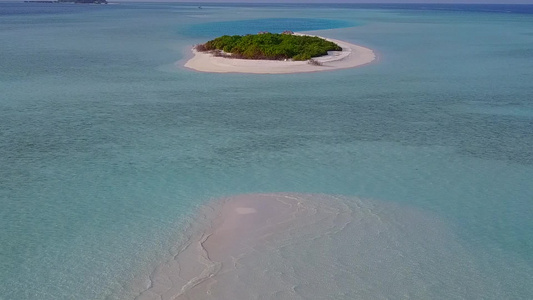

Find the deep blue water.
[
  {"left": 2, "top": 2, "right": 533, "bottom": 16},
  {"left": 186, "top": 18, "right": 355, "bottom": 37}
]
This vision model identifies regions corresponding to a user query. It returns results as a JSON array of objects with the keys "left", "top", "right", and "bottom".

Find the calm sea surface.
[{"left": 1, "top": 2, "right": 532, "bottom": 299}]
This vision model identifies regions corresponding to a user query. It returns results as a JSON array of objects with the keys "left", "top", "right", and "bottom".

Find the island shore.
[{"left": 184, "top": 33, "right": 376, "bottom": 74}]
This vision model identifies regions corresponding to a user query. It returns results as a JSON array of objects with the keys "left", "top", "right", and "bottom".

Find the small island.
[
  {"left": 184, "top": 32, "right": 376, "bottom": 74},
  {"left": 25, "top": 0, "right": 108, "bottom": 4},
  {"left": 195, "top": 32, "right": 342, "bottom": 61}
]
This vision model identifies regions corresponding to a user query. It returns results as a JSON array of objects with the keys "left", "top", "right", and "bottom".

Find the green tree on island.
[{"left": 196, "top": 33, "right": 342, "bottom": 61}]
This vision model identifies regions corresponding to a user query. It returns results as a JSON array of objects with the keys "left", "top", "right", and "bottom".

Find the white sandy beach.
[{"left": 184, "top": 33, "right": 376, "bottom": 74}]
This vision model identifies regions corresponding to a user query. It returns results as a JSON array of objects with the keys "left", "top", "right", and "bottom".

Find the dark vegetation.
[
  {"left": 195, "top": 33, "right": 342, "bottom": 61},
  {"left": 25, "top": 0, "right": 108, "bottom": 3}
]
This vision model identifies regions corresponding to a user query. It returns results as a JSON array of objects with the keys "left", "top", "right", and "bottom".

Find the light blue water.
[{"left": 1, "top": 3, "right": 532, "bottom": 299}]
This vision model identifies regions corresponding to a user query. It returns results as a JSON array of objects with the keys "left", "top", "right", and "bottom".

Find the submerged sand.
[
  {"left": 184, "top": 34, "right": 376, "bottom": 74},
  {"left": 136, "top": 193, "right": 497, "bottom": 300}
]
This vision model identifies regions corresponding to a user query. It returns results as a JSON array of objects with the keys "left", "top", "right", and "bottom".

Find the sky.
[
  {"left": 141, "top": 0, "right": 533, "bottom": 4},
  {"left": 3, "top": 0, "right": 532, "bottom": 4}
]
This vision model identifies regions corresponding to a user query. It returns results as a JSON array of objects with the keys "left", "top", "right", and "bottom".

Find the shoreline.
[{"left": 184, "top": 33, "right": 376, "bottom": 74}]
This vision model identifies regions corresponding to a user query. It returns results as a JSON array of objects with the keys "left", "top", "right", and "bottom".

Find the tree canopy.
[{"left": 197, "top": 33, "right": 342, "bottom": 61}]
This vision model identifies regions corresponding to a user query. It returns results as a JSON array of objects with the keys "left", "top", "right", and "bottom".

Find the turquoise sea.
[{"left": 1, "top": 2, "right": 532, "bottom": 299}]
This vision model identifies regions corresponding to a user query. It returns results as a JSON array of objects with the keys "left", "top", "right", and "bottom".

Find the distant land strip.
[{"left": 24, "top": 0, "right": 108, "bottom": 4}]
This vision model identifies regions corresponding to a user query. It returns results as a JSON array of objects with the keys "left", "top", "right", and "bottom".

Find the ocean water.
[{"left": 1, "top": 2, "right": 532, "bottom": 299}]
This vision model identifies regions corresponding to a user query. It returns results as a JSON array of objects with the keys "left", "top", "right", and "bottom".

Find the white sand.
[
  {"left": 184, "top": 33, "right": 376, "bottom": 74},
  {"left": 136, "top": 193, "right": 489, "bottom": 300}
]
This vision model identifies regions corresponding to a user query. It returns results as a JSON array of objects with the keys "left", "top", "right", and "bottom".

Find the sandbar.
[
  {"left": 184, "top": 33, "right": 376, "bottom": 74},
  {"left": 134, "top": 193, "right": 490, "bottom": 300}
]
